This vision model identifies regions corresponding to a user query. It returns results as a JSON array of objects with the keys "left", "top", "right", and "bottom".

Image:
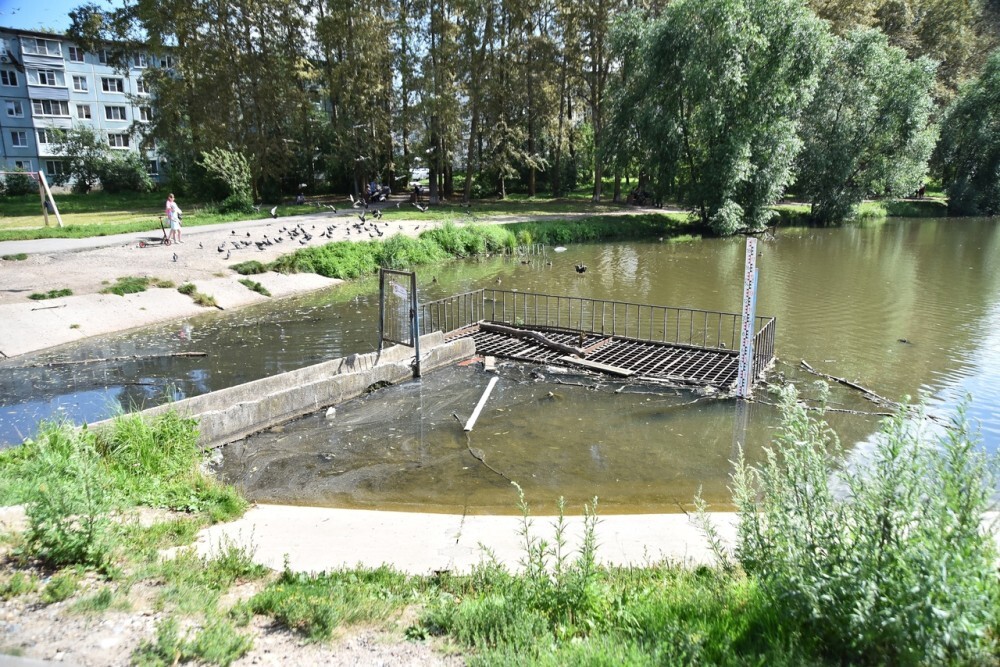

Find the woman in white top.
[{"left": 165, "top": 193, "right": 183, "bottom": 244}]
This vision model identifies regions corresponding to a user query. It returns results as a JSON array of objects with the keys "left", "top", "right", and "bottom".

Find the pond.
[{"left": 2, "top": 217, "right": 998, "bottom": 512}]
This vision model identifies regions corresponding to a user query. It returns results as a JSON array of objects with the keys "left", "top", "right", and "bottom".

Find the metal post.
[
  {"left": 378, "top": 269, "right": 386, "bottom": 352},
  {"left": 410, "top": 271, "right": 421, "bottom": 378}
]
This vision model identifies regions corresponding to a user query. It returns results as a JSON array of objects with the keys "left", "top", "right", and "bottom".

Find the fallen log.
[
  {"left": 479, "top": 322, "right": 586, "bottom": 357},
  {"left": 800, "top": 360, "right": 899, "bottom": 408}
]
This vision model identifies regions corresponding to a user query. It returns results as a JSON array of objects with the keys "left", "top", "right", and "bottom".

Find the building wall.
[{"left": 0, "top": 27, "right": 164, "bottom": 185}]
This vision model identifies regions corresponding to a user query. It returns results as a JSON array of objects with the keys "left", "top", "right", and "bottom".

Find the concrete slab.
[{"left": 189, "top": 505, "right": 740, "bottom": 575}]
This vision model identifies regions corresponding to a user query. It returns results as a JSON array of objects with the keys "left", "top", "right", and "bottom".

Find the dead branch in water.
[
  {"left": 799, "top": 360, "right": 900, "bottom": 409},
  {"left": 479, "top": 322, "right": 586, "bottom": 357},
  {"left": 17, "top": 351, "right": 207, "bottom": 369}
]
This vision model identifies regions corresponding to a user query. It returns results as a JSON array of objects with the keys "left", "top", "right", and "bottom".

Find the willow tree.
[
  {"left": 796, "top": 29, "right": 937, "bottom": 224},
  {"left": 621, "top": 0, "right": 829, "bottom": 234},
  {"left": 936, "top": 49, "right": 1000, "bottom": 215}
]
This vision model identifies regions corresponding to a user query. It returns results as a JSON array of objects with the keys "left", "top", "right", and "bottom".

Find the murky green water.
[{"left": 2, "top": 217, "right": 999, "bottom": 513}]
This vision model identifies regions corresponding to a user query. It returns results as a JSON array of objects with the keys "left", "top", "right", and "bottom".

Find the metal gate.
[{"left": 378, "top": 269, "right": 421, "bottom": 377}]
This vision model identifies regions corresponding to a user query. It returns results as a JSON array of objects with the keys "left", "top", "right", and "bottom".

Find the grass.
[
  {"left": 100, "top": 276, "right": 174, "bottom": 296},
  {"left": 2, "top": 253, "right": 28, "bottom": 260},
  {"left": 27, "top": 288, "right": 72, "bottom": 300},
  {"left": 238, "top": 279, "right": 271, "bottom": 297},
  {"left": 177, "top": 283, "right": 218, "bottom": 307}
]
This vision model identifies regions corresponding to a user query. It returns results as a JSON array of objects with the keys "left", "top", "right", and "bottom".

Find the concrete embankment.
[{"left": 92, "top": 332, "right": 475, "bottom": 449}]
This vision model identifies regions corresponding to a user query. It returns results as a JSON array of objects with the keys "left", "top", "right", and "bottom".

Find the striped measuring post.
[{"left": 734, "top": 237, "right": 759, "bottom": 398}]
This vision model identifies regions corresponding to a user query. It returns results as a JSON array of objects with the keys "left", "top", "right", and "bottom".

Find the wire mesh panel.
[{"left": 379, "top": 269, "right": 420, "bottom": 376}]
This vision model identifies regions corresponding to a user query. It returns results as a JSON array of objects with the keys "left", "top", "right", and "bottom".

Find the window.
[
  {"left": 36, "top": 128, "right": 61, "bottom": 145},
  {"left": 32, "top": 99, "right": 70, "bottom": 117},
  {"left": 21, "top": 38, "right": 61, "bottom": 57},
  {"left": 139, "top": 106, "right": 152, "bottom": 122},
  {"left": 158, "top": 55, "right": 175, "bottom": 69},
  {"left": 146, "top": 160, "right": 159, "bottom": 175},
  {"left": 76, "top": 104, "right": 91, "bottom": 119},
  {"left": 131, "top": 53, "right": 147, "bottom": 68},
  {"left": 45, "top": 160, "right": 66, "bottom": 177},
  {"left": 0, "top": 70, "right": 17, "bottom": 87},
  {"left": 98, "top": 49, "right": 109, "bottom": 65},
  {"left": 68, "top": 46, "right": 85, "bottom": 62},
  {"left": 29, "top": 69, "right": 64, "bottom": 87},
  {"left": 136, "top": 77, "right": 149, "bottom": 95},
  {"left": 105, "top": 105, "right": 127, "bottom": 121},
  {"left": 13, "top": 160, "right": 31, "bottom": 170},
  {"left": 10, "top": 131, "right": 27, "bottom": 147},
  {"left": 5, "top": 100, "right": 23, "bottom": 117},
  {"left": 72, "top": 75, "right": 87, "bottom": 92},
  {"left": 108, "top": 133, "right": 130, "bottom": 148},
  {"left": 101, "top": 77, "right": 124, "bottom": 93}
]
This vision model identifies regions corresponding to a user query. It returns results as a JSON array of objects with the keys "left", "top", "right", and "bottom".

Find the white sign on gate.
[{"left": 735, "top": 237, "right": 758, "bottom": 398}]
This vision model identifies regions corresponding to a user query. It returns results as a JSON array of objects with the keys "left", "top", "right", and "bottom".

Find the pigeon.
[
  {"left": 575, "top": 264, "right": 587, "bottom": 273},
  {"left": 217, "top": 243, "right": 226, "bottom": 253},
  {"left": 231, "top": 230, "right": 236, "bottom": 235},
  {"left": 172, "top": 252, "right": 178, "bottom": 262},
  {"left": 270, "top": 206, "right": 278, "bottom": 219},
  {"left": 246, "top": 232, "right": 251, "bottom": 237},
  {"left": 198, "top": 242, "right": 203, "bottom": 249},
  {"left": 413, "top": 202, "right": 428, "bottom": 213},
  {"left": 224, "top": 250, "right": 231, "bottom": 260}
]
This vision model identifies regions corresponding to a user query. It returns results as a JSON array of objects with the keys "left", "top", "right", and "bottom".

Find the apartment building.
[{"left": 0, "top": 27, "right": 165, "bottom": 185}]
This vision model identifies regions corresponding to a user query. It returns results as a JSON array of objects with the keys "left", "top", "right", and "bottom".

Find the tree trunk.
[{"left": 613, "top": 172, "right": 621, "bottom": 202}]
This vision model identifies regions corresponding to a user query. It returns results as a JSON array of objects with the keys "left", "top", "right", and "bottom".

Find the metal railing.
[{"left": 420, "top": 289, "right": 776, "bottom": 373}]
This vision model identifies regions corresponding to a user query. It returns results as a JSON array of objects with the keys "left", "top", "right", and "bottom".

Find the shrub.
[
  {"left": 4, "top": 169, "right": 37, "bottom": 196},
  {"left": 238, "top": 278, "right": 270, "bottom": 297},
  {"left": 101, "top": 276, "right": 150, "bottom": 296},
  {"left": 177, "top": 283, "right": 196, "bottom": 296},
  {"left": 2, "top": 253, "right": 28, "bottom": 261},
  {"left": 730, "top": 387, "right": 1000, "bottom": 664},
  {"left": 98, "top": 153, "right": 154, "bottom": 194},
  {"left": 219, "top": 192, "right": 255, "bottom": 215}
]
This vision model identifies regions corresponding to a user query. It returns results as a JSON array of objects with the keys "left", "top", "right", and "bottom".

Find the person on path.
[{"left": 165, "top": 193, "right": 183, "bottom": 244}]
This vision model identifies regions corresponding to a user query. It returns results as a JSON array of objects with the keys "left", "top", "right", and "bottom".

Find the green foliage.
[
  {"left": 613, "top": 0, "right": 830, "bottom": 234},
  {"left": 731, "top": 387, "right": 1000, "bottom": 664},
  {"left": 248, "top": 565, "right": 415, "bottom": 641},
  {"left": 2, "top": 253, "right": 28, "bottom": 261},
  {"left": 154, "top": 541, "right": 267, "bottom": 615},
  {"left": 70, "top": 586, "right": 122, "bottom": 613},
  {"left": 28, "top": 288, "right": 73, "bottom": 300},
  {"left": 101, "top": 276, "right": 151, "bottom": 296},
  {"left": 3, "top": 169, "right": 37, "bottom": 197},
  {"left": 238, "top": 278, "right": 271, "bottom": 297},
  {"left": 98, "top": 152, "right": 155, "bottom": 194},
  {"left": 796, "top": 29, "right": 938, "bottom": 224},
  {"left": 50, "top": 126, "right": 105, "bottom": 194},
  {"left": 230, "top": 260, "right": 268, "bottom": 275},
  {"left": 133, "top": 617, "right": 252, "bottom": 667},
  {"left": 936, "top": 48, "right": 1000, "bottom": 216},
  {"left": 15, "top": 424, "right": 116, "bottom": 569},
  {"left": 198, "top": 148, "right": 253, "bottom": 204},
  {"left": 177, "top": 283, "right": 196, "bottom": 296},
  {"left": 41, "top": 570, "right": 80, "bottom": 604}
]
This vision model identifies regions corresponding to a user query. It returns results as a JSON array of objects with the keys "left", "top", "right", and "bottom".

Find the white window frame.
[
  {"left": 36, "top": 128, "right": 61, "bottom": 146},
  {"left": 32, "top": 99, "right": 70, "bottom": 117},
  {"left": 5, "top": 99, "right": 23, "bottom": 117},
  {"left": 101, "top": 77, "right": 125, "bottom": 93},
  {"left": 136, "top": 77, "right": 149, "bottom": 95},
  {"left": 131, "top": 53, "right": 147, "bottom": 68},
  {"left": 72, "top": 75, "right": 88, "bottom": 92},
  {"left": 158, "top": 55, "right": 175, "bottom": 69},
  {"left": 1, "top": 70, "right": 18, "bottom": 87},
  {"left": 108, "top": 133, "right": 130, "bottom": 149},
  {"left": 76, "top": 104, "right": 91, "bottom": 119},
  {"left": 30, "top": 69, "right": 65, "bottom": 87},
  {"left": 139, "top": 106, "right": 152, "bottom": 122},
  {"left": 105, "top": 105, "right": 127, "bottom": 121},
  {"left": 68, "top": 46, "right": 85, "bottom": 62},
  {"left": 10, "top": 131, "right": 27, "bottom": 147},
  {"left": 13, "top": 160, "right": 31, "bottom": 170},
  {"left": 22, "top": 38, "right": 62, "bottom": 57},
  {"left": 98, "top": 49, "right": 109, "bottom": 65},
  {"left": 146, "top": 159, "right": 159, "bottom": 176}
]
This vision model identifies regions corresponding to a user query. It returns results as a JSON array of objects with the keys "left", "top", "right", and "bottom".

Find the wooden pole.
[
  {"left": 37, "top": 171, "right": 64, "bottom": 228},
  {"left": 464, "top": 376, "right": 499, "bottom": 431}
]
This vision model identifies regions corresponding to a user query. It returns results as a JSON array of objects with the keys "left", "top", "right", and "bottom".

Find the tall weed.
[{"left": 731, "top": 386, "right": 999, "bottom": 664}]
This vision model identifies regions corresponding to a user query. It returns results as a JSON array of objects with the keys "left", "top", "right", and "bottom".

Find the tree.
[
  {"left": 98, "top": 152, "right": 154, "bottom": 193},
  {"left": 936, "top": 49, "right": 1000, "bottom": 215},
  {"left": 796, "top": 29, "right": 937, "bottom": 224},
  {"left": 50, "top": 125, "right": 106, "bottom": 194},
  {"left": 198, "top": 148, "right": 254, "bottom": 212},
  {"left": 617, "top": 0, "right": 830, "bottom": 234}
]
